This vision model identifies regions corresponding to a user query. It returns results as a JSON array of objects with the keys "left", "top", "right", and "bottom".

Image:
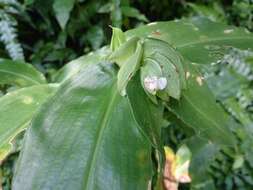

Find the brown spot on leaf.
[
  {"left": 152, "top": 30, "right": 161, "bottom": 36},
  {"left": 186, "top": 71, "right": 191, "bottom": 79},
  {"left": 196, "top": 76, "right": 204, "bottom": 86}
]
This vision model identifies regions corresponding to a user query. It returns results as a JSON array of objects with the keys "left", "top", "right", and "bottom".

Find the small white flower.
[
  {"left": 144, "top": 76, "right": 167, "bottom": 94},
  {"left": 157, "top": 77, "right": 167, "bottom": 90}
]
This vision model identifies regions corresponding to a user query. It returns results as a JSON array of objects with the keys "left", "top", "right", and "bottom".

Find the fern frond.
[
  {"left": 220, "top": 48, "right": 253, "bottom": 81},
  {"left": 0, "top": 9, "right": 24, "bottom": 61},
  {"left": 0, "top": 0, "right": 20, "bottom": 6}
]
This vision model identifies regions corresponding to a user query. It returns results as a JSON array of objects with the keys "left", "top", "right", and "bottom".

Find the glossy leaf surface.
[
  {"left": 126, "top": 18, "right": 253, "bottom": 64},
  {"left": 13, "top": 62, "right": 152, "bottom": 190}
]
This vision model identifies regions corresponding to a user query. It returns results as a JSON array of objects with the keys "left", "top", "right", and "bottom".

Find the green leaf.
[
  {"left": 232, "top": 155, "right": 244, "bottom": 170},
  {"left": 121, "top": 6, "right": 148, "bottom": 22},
  {"left": 53, "top": 47, "right": 110, "bottom": 83},
  {"left": 0, "top": 59, "right": 46, "bottom": 87},
  {"left": 126, "top": 72, "right": 164, "bottom": 149},
  {"left": 175, "top": 145, "right": 191, "bottom": 183},
  {"left": 111, "top": 0, "right": 122, "bottom": 27},
  {"left": 166, "top": 63, "right": 235, "bottom": 146},
  {"left": 126, "top": 18, "right": 253, "bottom": 65},
  {"left": 13, "top": 62, "right": 152, "bottom": 190},
  {"left": 117, "top": 41, "right": 143, "bottom": 95},
  {"left": 98, "top": 2, "right": 113, "bottom": 13},
  {"left": 53, "top": 0, "right": 75, "bottom": 29},
  {"left": 24, "top": 0, "right": 34, "bottom": 6},
  {"left": 187, "top": 2, "right": 225, "bottom": 22},
  {"left": 110, "top": 27, "right": 126, "bottom": 51},
  {"left": 0, "top": 84, "right": 57, "bottom": 162},
  {"left": 186, "top": 136, "right": 219, "bottom": 188},
  {"left": 86, "top": 26, "right": 104, "bottom": 50},
  {"left": 143, "top": 38, "right": 186, "bottom": 92},
  {"left": 109, "top": 37, "right": 139, "bottom": 67},
  {"left": 153, "top": 53, "right": 181, "bottom": 99},
  {"left": 176, "top": 145, "right": 191, "bottom": 167}
]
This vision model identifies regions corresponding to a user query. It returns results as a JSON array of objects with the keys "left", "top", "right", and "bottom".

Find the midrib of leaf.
[
  {"left": 177, "top": 36, "right": 253, "bottom": 49},
  {"left": 82, "top": 83, "right": 118, "bottom": 189},
  {"left": 0, "top": 69, "right": 43, "bottom": 85}
]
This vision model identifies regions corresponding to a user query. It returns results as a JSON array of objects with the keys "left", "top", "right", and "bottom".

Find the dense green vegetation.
[{"left": 0, "top": 0, "right": 253, "bottom": 190}]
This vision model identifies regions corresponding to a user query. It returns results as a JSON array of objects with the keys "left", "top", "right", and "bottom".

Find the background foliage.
[{"left": 0, "top": 0, "right": 253, "bottom": 189}]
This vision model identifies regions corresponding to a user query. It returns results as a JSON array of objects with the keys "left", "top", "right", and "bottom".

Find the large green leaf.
[
  {"left": 0, "top": 84, "right": 57, "bottom": 162},
  {"left": 166, "top": 63, "right": 235, "bottom": 146},
  {"left": 13, "top": 62, "right": 152, "bottom": 190},
  {"left": 56, "top": 18, "right": 253, "bottom": 85},
  {"left": 126, "top": 17, "right": 253, "bottom": 64},
  {"left": 0, "top": 59, "right": 46, "bottom": 87}
]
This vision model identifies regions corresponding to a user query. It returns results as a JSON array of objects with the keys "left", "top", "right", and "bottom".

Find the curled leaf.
[
  {"left": 154, "top": 53, "right": 181, "bottom": 99},
  {"left": 109, "top": 37, "right": 139, "bottom": 67},
  {"left": 117, "top": 41, "right": 143, "bottom": 95},
  {"left": 143, "top": 38, "right": 186, "bottom": 90}
]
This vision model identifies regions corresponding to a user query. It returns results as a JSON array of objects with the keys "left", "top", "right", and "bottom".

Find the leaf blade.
[
  {"left": 126, "top": 18, "right": 253, "bottom": 64},
  {"left": 166, "top": 63, "right": 235, "bottom": 146},
  {"left": 0, "top": 59, "right": 46, "bottom": 87},
  {"left": 13, "top": 62, "right": 152, "bottom": 190},
  {"left": 0, "top": 84, "right": 57, "bottom": 162}
]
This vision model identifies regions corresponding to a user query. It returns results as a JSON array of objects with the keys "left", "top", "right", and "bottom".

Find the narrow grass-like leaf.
[{"left": 0, "top": 59, "right": 46, "bottom": 87}]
